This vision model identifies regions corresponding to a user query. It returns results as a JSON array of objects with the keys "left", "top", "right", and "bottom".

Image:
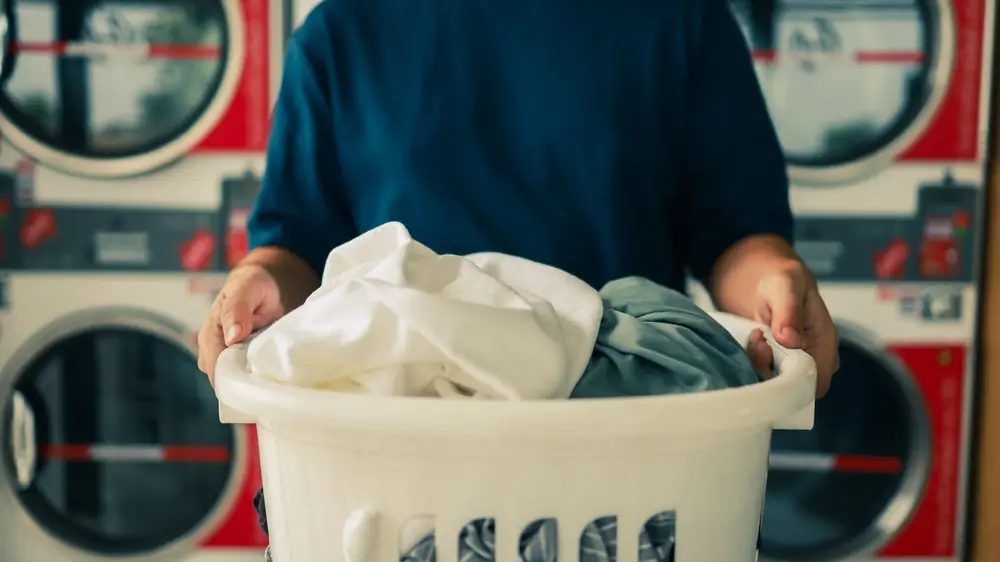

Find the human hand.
[
  {"left": 744, "top": 262, "right": 839, "bottom": 397},
  {"left": 197, "top": 264, "right": 286, "bottom": 385}
]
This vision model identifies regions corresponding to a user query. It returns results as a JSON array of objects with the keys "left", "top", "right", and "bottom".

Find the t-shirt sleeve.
[
  {"left": 247, "top": 30, "right": 357, "bottom": 277},
  {"left": 676, "top": 0, "right": 794, "bottom": 284}
]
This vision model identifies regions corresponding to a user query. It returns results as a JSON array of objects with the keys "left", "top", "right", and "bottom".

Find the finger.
[
  {"left": 199, "top": 326, "right": 227, "bottom": 386},
  {"left": 196, "top": 299, "right": 219, "bottom": 373},
  {"left": 805, "top": 294, "right": 839, "bottom": 398},
  {"left": 197, "top": 302, "right": 226, "bottom": 385},
  {"left": 747, "top": 329, "right": 774, "bottom": 377},
  {"left": 758, "top": 274, "right": 806, "bottom": 348},
  {"left": 814, "top": 330, "right": 839, "bottom": 398},
  {"left": 219, "top": 280, "right": 258, "bottom": 346}
]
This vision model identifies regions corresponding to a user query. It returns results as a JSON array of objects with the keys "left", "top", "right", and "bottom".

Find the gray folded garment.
[{"left": 573, "top": 276, "right": 760, "bottom": 398}]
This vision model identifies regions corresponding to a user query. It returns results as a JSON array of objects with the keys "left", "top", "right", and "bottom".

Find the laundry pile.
[{"left": 247, "top": 222, "right": 761, "bottom": 562}]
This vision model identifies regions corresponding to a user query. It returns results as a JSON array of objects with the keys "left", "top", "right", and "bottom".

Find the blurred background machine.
[
  {"left": 759, "top": 167, "right": 981, "bottom": 562},
  {"left": 0, "top": 0, "right": 283, "bottom": 560},
  {"left": 691, "top": 0, "right": 994, "bottom": 560},
  {"left": 0, "top": 274, "right": 264, "bottom": 561},
  {"left": 728, "top": 0, "right": 978, "bottom": 186},
  {"left": 0, "top": 0, "right": 279, "bottom": 274}
]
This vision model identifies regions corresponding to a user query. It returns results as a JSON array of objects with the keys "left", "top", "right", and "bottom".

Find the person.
[{"left": 197, "top": 0, "right": 839, "bottom": 395}]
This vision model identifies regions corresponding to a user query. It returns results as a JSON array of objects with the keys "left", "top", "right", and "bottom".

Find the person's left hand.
[{"left": 744, "top": 262, "right": 839, "bottom": 397}]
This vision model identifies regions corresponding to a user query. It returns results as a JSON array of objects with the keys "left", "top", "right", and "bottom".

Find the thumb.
[
  {"left": 759, "top": 274, "right": 806, "bottom": 348},
  {"left": 219, "top": 284, "right": 259, "bottom": 346}
]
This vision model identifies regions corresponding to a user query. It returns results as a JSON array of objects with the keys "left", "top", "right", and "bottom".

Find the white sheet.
[{"left": 246, "top": 222, "right": 603, "bottom": 400}]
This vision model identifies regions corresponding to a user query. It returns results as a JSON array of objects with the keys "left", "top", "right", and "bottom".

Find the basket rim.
[{"left": 214, "top": 313, "right": 817, "bottom": 436}]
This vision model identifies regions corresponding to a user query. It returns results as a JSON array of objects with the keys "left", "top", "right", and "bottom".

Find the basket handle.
[
  {"left": 216, "top": 341, "right": 257, "bottom": 424},
  {"left": 708, "top": 311, "right": 816, "bottom": 430},
  {"left": 765, "top": 329, "right": 816, "bottom": 430}
]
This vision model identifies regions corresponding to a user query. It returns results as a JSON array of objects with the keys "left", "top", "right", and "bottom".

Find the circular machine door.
[
  {"left": 1, "top": 311, "right": 243, "bottom": 558},
  {"left": 0, "top": 0, "right": 245, "bottom": 179},
  {"left": 759, "top": 325, "right": 931, "bottom": 561},
  {"left": 729, "top": 0, "right": 953, "bottom": 185}
]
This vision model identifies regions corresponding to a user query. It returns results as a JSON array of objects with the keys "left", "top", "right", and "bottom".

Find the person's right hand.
[{"left": 197, "top": 264, "right": 286, "bottom": 385}]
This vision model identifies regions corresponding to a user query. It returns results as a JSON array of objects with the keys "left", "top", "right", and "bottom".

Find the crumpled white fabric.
[{"left": 246, "top": 222, "right": 603, "bottom": 400}]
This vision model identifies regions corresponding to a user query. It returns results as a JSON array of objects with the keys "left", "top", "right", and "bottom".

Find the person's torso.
[{"left": 302, "top": 0, "right": 697, "bottom": 289}]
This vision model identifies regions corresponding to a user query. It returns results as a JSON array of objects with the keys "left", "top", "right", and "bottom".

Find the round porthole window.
[
  {"left": 0, "top": 0, "right": 245, "bottom": 178},
  {"left": 759, "top": 326, "right": 931, "bottom": 561},
  {"left": 1, "top": 312, "right": 242, "bottom": 557},
  {"left": 729, "top": 0, "right": 954, "bottom": 185}
]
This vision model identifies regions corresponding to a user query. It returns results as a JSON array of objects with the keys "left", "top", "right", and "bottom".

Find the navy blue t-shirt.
[{"left": 248, "top": 0, "right": 792, "bottom": 291}]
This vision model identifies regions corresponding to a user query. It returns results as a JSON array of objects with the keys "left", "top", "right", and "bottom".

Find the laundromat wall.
[{"left": 0, "top": 0, "right": 999, "bottom": 562}]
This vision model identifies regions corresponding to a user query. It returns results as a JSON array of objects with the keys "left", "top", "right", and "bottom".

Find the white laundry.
[{"left": 246, "top": 222, "right": 603, "bottom": 400}]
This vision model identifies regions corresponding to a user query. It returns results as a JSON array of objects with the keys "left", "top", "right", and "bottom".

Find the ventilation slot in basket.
[
  {"left": 639, "top": 511, "right": 677, "bottom": 562},
  {"left": 581, "top": 515, "right": 619, "bottom": 560},
  {"left": 456, "top": 517, "right": 498, "bottom": 561},
  {"left": 521, "top": 518, "right": 558, "bottom": 561},
  {"left": 396, "top": 511, "right": 676, "bottom": 562},
  {"left": 400, "top": 514, "right": 436, "bottom": 562},
  {"left": 580, "top": 511, "right": 677, "bottom": 562}
]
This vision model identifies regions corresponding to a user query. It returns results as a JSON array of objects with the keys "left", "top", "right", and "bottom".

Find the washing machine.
[
  {"left": 0, "top": 0, "right": 278, "bottom": 272},
  {"left": 0, "top": 273, "right": 268, "bottom": 561},
  {"left": 753, "top": 285, "right": 974, "bottom": 562},
  {"left": 0, "top": 0, "right": 283, "bottom": 179},
  {"left": 687, "top": 289, "right": 975, "bottom": 562},
  {"left": 728, "top": 0, "right": 991, "bottom": 186},
  {"left": 0, "top": 0, "right": 282, "bottom": 255},
  {"left": 0, "top": 0, "right": 281, "bottom": 273},
  {"left": 687, "top": 165, "right": 984, "bottom": 560}
]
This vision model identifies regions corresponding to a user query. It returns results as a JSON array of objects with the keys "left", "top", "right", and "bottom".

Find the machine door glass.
[
  {"left": 729, "top": 0, "right": 949, "bottom": 184},
  {"left": 760, "top": 337, "right": 930, "bottom": 561},
  {"left": 2, "top": 320, "right": 236, "bottom": 556},
  {"left": 1, "top": 0, "right": 243, "bottom": 178}
]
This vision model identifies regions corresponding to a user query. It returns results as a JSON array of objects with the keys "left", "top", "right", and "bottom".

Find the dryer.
[
  {"left": 687, "top": 288, "right": 975, "bottom": 561},
  {"left": 728, "top": 0, "right": 990, "bottom": 186},
  {"left": 755, "top": 285, "right": 974, "bottom": 561},
  {"left": 0, "top": 0, "right": 280, "bottom": 275},
  {"left": 0, "top": 149, "right": 265, "bottom": 562},
  {"left": 0, "top": 273, "right": 268, "bottom": 561},
  {"left": 0, "top": 0, "right": 283, "bottom": 238},
  {"left": 688, "top": 165, "right": 983, "bottom": 561},
  {"left": 0, "top": 0, "right": 282, "bottom": 180}
]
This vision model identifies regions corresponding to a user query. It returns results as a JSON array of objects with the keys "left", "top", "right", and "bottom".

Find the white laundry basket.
[{"left": 214, "top": 312, "right": 816, "bottom": 562}]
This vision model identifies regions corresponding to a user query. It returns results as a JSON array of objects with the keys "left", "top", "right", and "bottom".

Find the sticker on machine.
[{"left": 918, "top": 286, "right": 964, "bottom": 322}]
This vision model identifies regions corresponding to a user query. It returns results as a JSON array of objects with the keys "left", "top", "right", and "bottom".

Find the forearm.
[
  {"left": 240, "top": 246, "right": 321, "bottom": 312},
  {"left": 707, "top": 234, "right": 806, "bottom": 318}
]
